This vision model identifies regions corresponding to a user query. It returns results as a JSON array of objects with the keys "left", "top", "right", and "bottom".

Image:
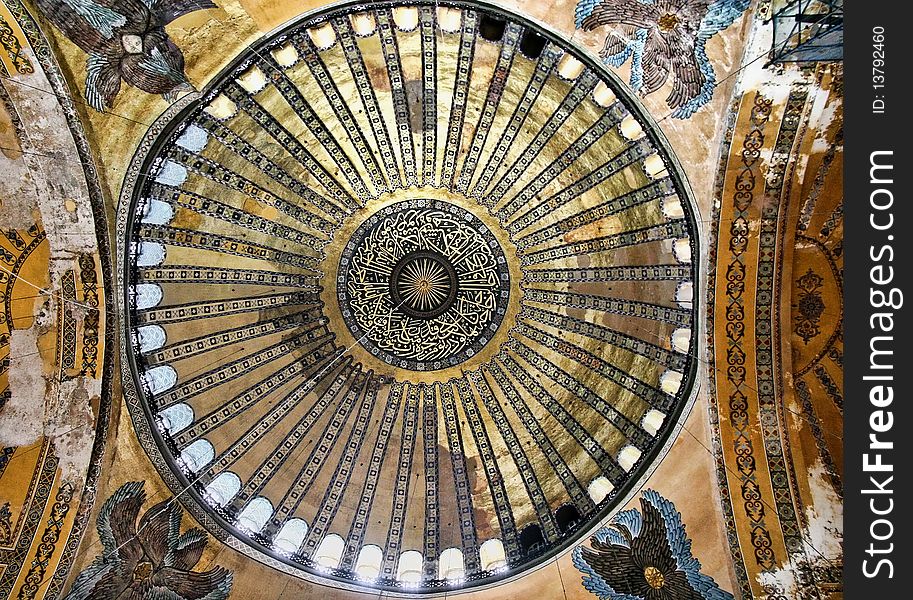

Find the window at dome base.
[{"left": 118, "top": 0, "right": 701, "bottom": 594}]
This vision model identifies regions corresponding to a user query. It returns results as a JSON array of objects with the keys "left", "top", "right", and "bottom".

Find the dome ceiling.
[{"left": 120, "top": 0, "right": 700, "bottom": 594}]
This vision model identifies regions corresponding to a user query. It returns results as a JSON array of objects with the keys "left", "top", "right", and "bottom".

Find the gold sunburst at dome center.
[
  {"left": 397, "top": 257, "right": 452, "bottom": 311},
  {"left": 644, "top": 566, "right": 665, "bottom": 589}
]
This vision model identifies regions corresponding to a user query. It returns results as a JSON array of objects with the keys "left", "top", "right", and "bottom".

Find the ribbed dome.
[{"left": 120, "top": 0, "right": 700, "bottom": 593}]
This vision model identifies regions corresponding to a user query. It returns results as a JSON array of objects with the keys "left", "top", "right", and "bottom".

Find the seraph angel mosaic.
[
  {"left": 575, "top": 0, "right": 751, "bottom": 118},
  {"left": 64, "top": 481, "right": 233, "bottom": 600},
  {"left": 573, "top": 490, "right": 734, "bottom": 600},
  {"left": 35, "top": 0, "right": 217, "bottom": 110}
]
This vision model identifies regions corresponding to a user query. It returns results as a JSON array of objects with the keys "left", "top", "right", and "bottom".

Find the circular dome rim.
[{"left": 116, "top": 0, "right": 704, "bottom": 595}]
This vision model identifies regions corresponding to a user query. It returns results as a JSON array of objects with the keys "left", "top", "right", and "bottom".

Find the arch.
[
  {"left": 273, "top": 519, "right": 309, "bottom": 555},
  {"left": 236, "top": 65, "right": 267, "bottom": 94},
  {"left": 437, "top": 7, "right": 461, "bottom": 33},
  {"left": 587, "top": 476, "right": 614, "bottom": 504},
  {"left": 158, "top": 403, "right": 193, "bottom": 435},
  {"left": 396, "top": 550, "right": 423, "bottom": 584},
  {"left": 142, "top": 364, "right": 176, "bottom": 395},
  {"left": 203, "top": 472, "right": 241, "bottom": 507},
  {"left": 237, "top": 497, "right": 273, "bottom": 534},
  {"left": 354, "top": 544, "right": 383, "bottom": 579},
  {"left": 271, "top": 43, "right": 298, "bottom": 67},
  {"left": 392, "top": 6, "right": 418, "bottom": 31},
  {"left": 175, "top": 124, "right": 208, "bottom": 152},
  {"left": 519, "top": 524, "right": 545, "bottom": 557},
  {"left": 438, "top": 547, "right": 465, "bottom": 580},
  {"left": 479, "top": 539, "right": 506, "bottom": 571},
  {"left": 314, "top": 533, "right": 345, "bottom": 569},
  {"left": 140, "top": 198, "right": 174, "bottom": 225},
  {"left": 662, "top": 196, "right": 685, "bottom": 220},
  {"left": 136, "top": 324, "right": 166, "bottom": 353},
  {"left": 154, "top": 160, "right": 187, "bottom": 186},
  {"left": 350, "top": 12, "right": 377, "bottom": 36},
  {"left": 555, "top": 504, "right": 582, "bottom": 534},
  {"left": 179, "top": 439, "right": 213, "bottom": 474},
  {"left": 133, "top": 283, "right": 162, "bottom": 310},
  {"left": 308, "top": 22, "right": 337, "bottom": 48}
]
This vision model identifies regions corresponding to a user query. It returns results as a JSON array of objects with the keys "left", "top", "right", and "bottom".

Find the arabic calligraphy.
[{"left": 339, "top": 199, "right": 509, "bottom": 371}]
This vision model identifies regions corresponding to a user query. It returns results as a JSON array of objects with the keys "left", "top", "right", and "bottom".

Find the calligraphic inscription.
[{"left": 339, "top": 200, "right": 509, "bottom": 370}]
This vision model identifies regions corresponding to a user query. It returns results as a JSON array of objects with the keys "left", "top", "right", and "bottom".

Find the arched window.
[
  {"left": 618, "top": 445, "right": 642, "bottom": 472},
  {"left": 140, "top": 198, "right": 174, "bottom": 225},
  {"left": 555, "top": 505, "right": 582, "bottom": 534},
  {"left": 273, "top": 519, "right": 309, "bottom": 555},
  {"left": 519, "top": 525, "right": 545, "bottom": 557},
  {"left": 133, "top": 283, "right": 163, "bottom": 310},
  {"left": 203, "top": 472, "right": 240, "bottom": 507},
  {"left": 135, "top": 242, "right": 165, "bottom": 267},
  {"left": 397, "top": 550, "right": 424, "bottom": 584},
  {"left": 354, "top": 544, "right": 383, "bottom": 579},
  {"left": 671, "top": 327, "right": 691, "bottom": 353},
  {"left": 159, "top": 403, "right": 193, "bottom": 435},
  {"left": 137, "top": 324, "right": 166, "bottom": 353},
  {"left": 438, "top": 547, "right": 465, "bottom": 580},
  {"left": 660, "top": 370, "right": 683, "bottom": 396},
  {"left": 479, "top": 539, "right": 507, "bottom": 571},
  {"left": 587, "top": 476, "right": 614, "bottom": 504},
  {"left": 142, "top": 365, "right": 177, "bottom": 395},
  {"left": 176, "top": 124, "right": 208, "bottom": 152},
  {"left": 237, "top": 497, "right": 272, "bottom": 534},
  {"left": 314, "top": 534, "right": 345, "bottom": 569},
  {"left": 179, "top": 439, "right": 213, "bottom": 473}
]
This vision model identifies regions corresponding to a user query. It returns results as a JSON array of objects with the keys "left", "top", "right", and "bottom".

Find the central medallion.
[{"left": 339, "top": 199, "right": 509, "bottom": 371}]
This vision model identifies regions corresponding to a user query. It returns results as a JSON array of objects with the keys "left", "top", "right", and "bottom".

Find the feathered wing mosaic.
[
  {"left": 575, "top": 0, "right": 751, "bottom": 118},
  {"left": 34, "top": 0, "right": 217, "bottom": 110},
  {"left": 64, "top": 481, "right": 233, "bottom": 600},
  {"left": 573, "top": 490, "right": 734, "bottom": 600}
]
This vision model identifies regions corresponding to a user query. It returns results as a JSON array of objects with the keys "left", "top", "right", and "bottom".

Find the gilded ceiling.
[{"left": 0, "top": 1, "right": 843, "bottom": 599}]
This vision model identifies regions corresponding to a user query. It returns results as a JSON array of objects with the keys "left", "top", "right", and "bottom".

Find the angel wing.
[
  {"left": 95, "top": 480, "right": 145, "bottom": 557},
  {"left": 642, "top": 489, "right": 735, "bottom": 600},
  {"left": 673, "top": 0, "right": 752, "bottom": 117},
  {"left": 572, "top": 546, "right": 643, "bottom": 600}
]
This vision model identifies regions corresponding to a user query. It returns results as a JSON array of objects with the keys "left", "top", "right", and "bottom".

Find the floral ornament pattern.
[
  {"left": 575, "top": 0, "right": 751, "bottom": 118},
  {"left": 64, "top": 481, "right": 233, "bottom": 600},
  {"left": 793, "top": 268, "right": 825, "bottom": 343},
  {"left": 573, "top": 489, "right": 734, "bottom": 600}
]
